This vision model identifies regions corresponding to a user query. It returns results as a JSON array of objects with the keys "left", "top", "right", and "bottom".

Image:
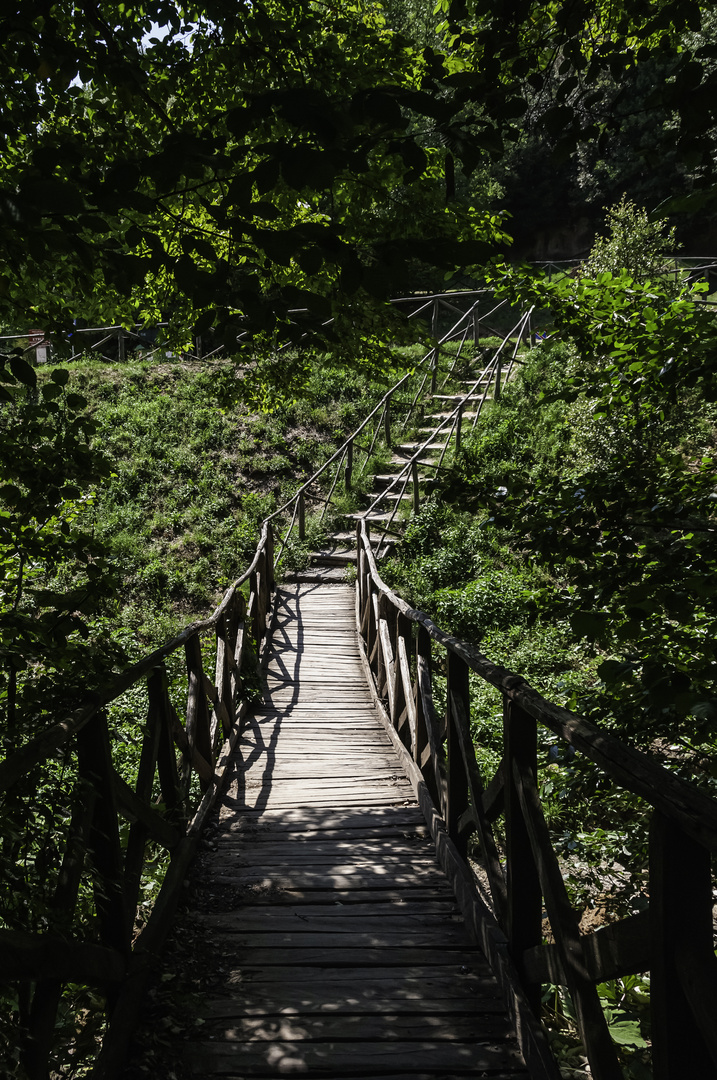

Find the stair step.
[
  {"left": 394, "top": 443, "right": 443, "bottom": 455},
  {"left": 285, "top": 566, "right": 349, "bottom": 584},
  {"left": 345, "top": 510, "right": 401, "bottom": 524},
  {"left": 367, "top": 491, "right": 413, "bottom": 504},
  {"left": 372, "top": 473, "right": 424, "bottom": 489},
  {"left": 432, "top": 394, "right": 483, "bottom": 401},
  {"left": 310, "top": 548, "right": 357, "bottom": 567}
]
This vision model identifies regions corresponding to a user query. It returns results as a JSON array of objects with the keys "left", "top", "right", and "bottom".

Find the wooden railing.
[
  {"left": 0, "top": 525, "right": 275, "bottom": 1080},
  {"left": 355, "top": 519, "right": 717, "bottom": 1080},
  {"left": 269, "top": 291, "right": 533, "bottom": 566}
]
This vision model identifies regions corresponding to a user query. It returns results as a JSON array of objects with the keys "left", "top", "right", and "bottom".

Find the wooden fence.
[
  {"left": 0, "top": 526, "right": 275, "bottom": 1080},
  {"left": 355, "top": 519, "right": 717, "bottom": 1080}
]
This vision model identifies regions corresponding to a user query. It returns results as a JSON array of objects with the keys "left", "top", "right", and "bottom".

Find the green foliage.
[
  {"left": 0, "top": 356, "right": 127, "bottom": 753},
  {"left": 582, "top": 196, "right": 678, "bottom": 283}
]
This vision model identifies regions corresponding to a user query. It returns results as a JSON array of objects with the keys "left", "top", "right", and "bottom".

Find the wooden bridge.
[
  {"left": 3, "top": 300, "right": 717, "bottom": 1080},
  {"left": 169, "top": 582, "right": 532, "bottom": 1079}
]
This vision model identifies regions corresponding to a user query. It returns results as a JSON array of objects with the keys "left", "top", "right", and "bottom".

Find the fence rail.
[
  {"left": 355, "top": 519, "right": 717, "bottom": 1080},
  {"left": 0, "top": 525, "right": 275, "bottom": 1080}
]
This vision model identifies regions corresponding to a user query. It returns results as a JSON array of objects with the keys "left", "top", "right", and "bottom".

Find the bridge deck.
[{"left": 164, "top": 584, "right": 528, "bottom": 1078}]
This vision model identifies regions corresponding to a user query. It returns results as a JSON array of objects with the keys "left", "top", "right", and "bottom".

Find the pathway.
[{"left": 158, "top": 584, "right": 529, "bottom": 1078}]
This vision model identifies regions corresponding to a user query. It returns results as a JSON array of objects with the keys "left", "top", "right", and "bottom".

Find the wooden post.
[
  {"left": 473, "top": 308, "right": 480, "bottom": 348},
  {"left": 344, "top": 439, "right": 353, "bottom": 493},
  {"left": 384, "top": 398, "right": 391, "bottom": 448},
  {"left": 494, "top": 356, "right": 502, "bottom": 401},
  {"left": 455, "top": 402, "right": 463, "bottom": 455},
  {"left": 23, "top": 795, "right": 96, "bottom": 1079},
  {"left": 650, "top": 811, "right": 716, "bottom": 1079},
  {"left": 123, "top": 685, "right": 163, "bottom": 923},
  {"left": 446, "top": 651, "right": 470, "bottom": 858},
  {"left": 410, "top": 459, "right": 420, "bottom": 515},
  {"left": 76, "top": 711, "right": 129, "bottom": 959},
  {"left": 394, "top": 609, "right": 414, "bottom": 752},
  {"left": 265, "top": 523, "right": 275, "bottom": 594},
  {"left": 195, "top": 335, "right": 202, "bottom": 359},
  {"left": 215, "top": 612, "right": 234, "bottom": 737},
  {"left": 117, "top": 329, "right": 125, "bottom": 363},
  {"left": 415, "top": 626, "right": 444, "bottom": 815},
  {"left": 376, "top": 591, "right": 391, "bottom": 701},
  {"left": 431, "top": 299, "right": 439, "bottom": 394},
  {"left": 295, "top": 492, "right": 304, "bottom": 544},
  {"left": 298, "top": 491, "right": 305, "bottom": 541},
  {"left": 148, "top": 667, "right": 186, "bottom": 827},
  {"left": 503, "top": 696, "right": 542, "bottom": 1014},
  {"left": 185, "top": 635, "right": 213, "bottom": 791}
]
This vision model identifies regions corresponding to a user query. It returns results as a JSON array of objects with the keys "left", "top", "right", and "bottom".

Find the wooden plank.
[
  {"left": 195, "top": 901, "right": 459, "bottom": 920},
  {"left": 200, "top": 987, "right": 509, "bottom": 1017},
  {"left": 183, "top": 1039, "right": 526, "bottom": 1073},
  {"left": 210, "top": 944, "right": 480, "bottom": 966},
  {"left": 204, "top": 840, "right": 435, "bottom": 858},
  {"left": 207, "top": 964, "right": 495, "bottom": 986},
  {"left": 219, "top": 802, "right": 424, "bottom": 817},
  {"left": 157, "top": 583, "right": 530, "bottom": 1080},
  {"left": 207, "top": 853, "right": 445, "bottom": 870},
  {"left": 204, "top": 867, "right": 450, "bottom": 889},
  {"left": 207, "top": 929, "right": 472, "bottom": 949},
  {"left": 200, "top": 1013, "right": 514, "bottom": 1041},
  {"left": 196, "top": 911, "right": 465, "bottom": 932},
  {"left": 205, "top": 888, "right": 458, "bottom": 906}
]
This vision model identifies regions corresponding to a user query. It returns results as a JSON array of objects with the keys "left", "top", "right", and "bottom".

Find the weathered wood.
[
  {"left": 113, "top": 771, "right": 180, "bottom": 851},
  {"left": 184, "top": 1040, "right": 525, "bottom": 1074},
  {"left": 152, "top": 674, "right": 186, "bottom": 827},
  {"left": 650, "top": 810, "right": 716, "bottom": 1079},
  {"left": 23, "top": 794, "right": 97, "bottom": 1079},
  {"left": 359, "top": 629, "right": 559, "bottom": 1080},
  {"left": 76, "top": 711, "right": 129, "bottom": 958},
  {"left": 171, "top": 705, "right": 216, "bottom": 785},
  {"left": 184, "top": 634, "right": 214, "bottom": 792},
  {"left": 356, "top": 521, "right": 717, "bottom": 854},
  {"left": 503, "top": 698, "right": 541, "bottom": 1016},
  {"left": 481, "top": 758, "right": 505, "bottom": 821},
  {"left": 449, "top": 689, "right": 506, "bottom": 923},
  {"left": 123, "top": 689, "right": 163, "bottom": 926},
  {"left": 523, "top": 912, "right": 650, "bottom": 986},
  {"left": 214, "top": 613, "right": 235, "bottom": 740},
  {"left": 147, "top": 584, "right": 535, "bottom": 1080},
  {"left": 394, "top": 611, "right": 415, "bottom": 753},
  {"left": 298, "top": 490, "right": 305, "bottom": 540},
  {"left": 411, "top": 458, "right": 420, "bottom": 514},
  {"left": 202, "top": 1013, "right": 515, "bottom": 1040},
  {"left": 513, "top": 757, "right": 622, "bottom": 1080},
  {"left": 2, "top": 929, "right": 125, "bottom": 984},
  {"left": 446, "top": 652, "right": 470, "bottom": 858},
  {"left": 0, "top": 526, "right": 272, "bottom": 797},
  {"left": 199, "top": 986, "right": 507, "bottom": 1016},
  {"left": 414, "top": 626, "right": 447, "bottom": 818}
]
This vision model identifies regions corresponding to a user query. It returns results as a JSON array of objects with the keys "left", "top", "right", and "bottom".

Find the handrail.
[
  {"left": 355, "top": 518, "right": 717, "bottom": 1080},
  {"left": 0, "top": 524, "right": 276, "bottom": 1080},
  {"left": 266, "top": 290, "right": 532, "bottom": 565}
]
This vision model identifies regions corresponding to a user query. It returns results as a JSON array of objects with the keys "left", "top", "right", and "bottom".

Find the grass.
[{"left": 48, "top": 351, "right": 404, "bottom": 650}]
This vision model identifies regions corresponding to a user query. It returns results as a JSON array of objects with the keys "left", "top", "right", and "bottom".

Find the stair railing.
[
  {"left": 356, "top": 518, "right": 717, "bottom": 1080},
  {"left": 0, "top": 525, "right": 276, "bottom": 1080},
  {"left": 366, "top": 309, "right": 533, "bottom": 557},
  {"left": 267, "top": 297, "right": 483, "bottom": 564},
  {"left": 268, "top": 291, "right": 531, "bottom": 567}
]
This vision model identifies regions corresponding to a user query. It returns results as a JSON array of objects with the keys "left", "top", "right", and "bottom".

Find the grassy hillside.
[{"left": 57, "top": 351, "right": 398, "bottom": 653}]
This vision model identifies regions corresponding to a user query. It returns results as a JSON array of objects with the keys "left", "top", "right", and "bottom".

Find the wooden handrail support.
[
  {"left": 0, "top": 524, "right": 277, "bottom": 1080},
  {"left": 355, "top": 518, "right": 717, "bottom": 1080}
]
